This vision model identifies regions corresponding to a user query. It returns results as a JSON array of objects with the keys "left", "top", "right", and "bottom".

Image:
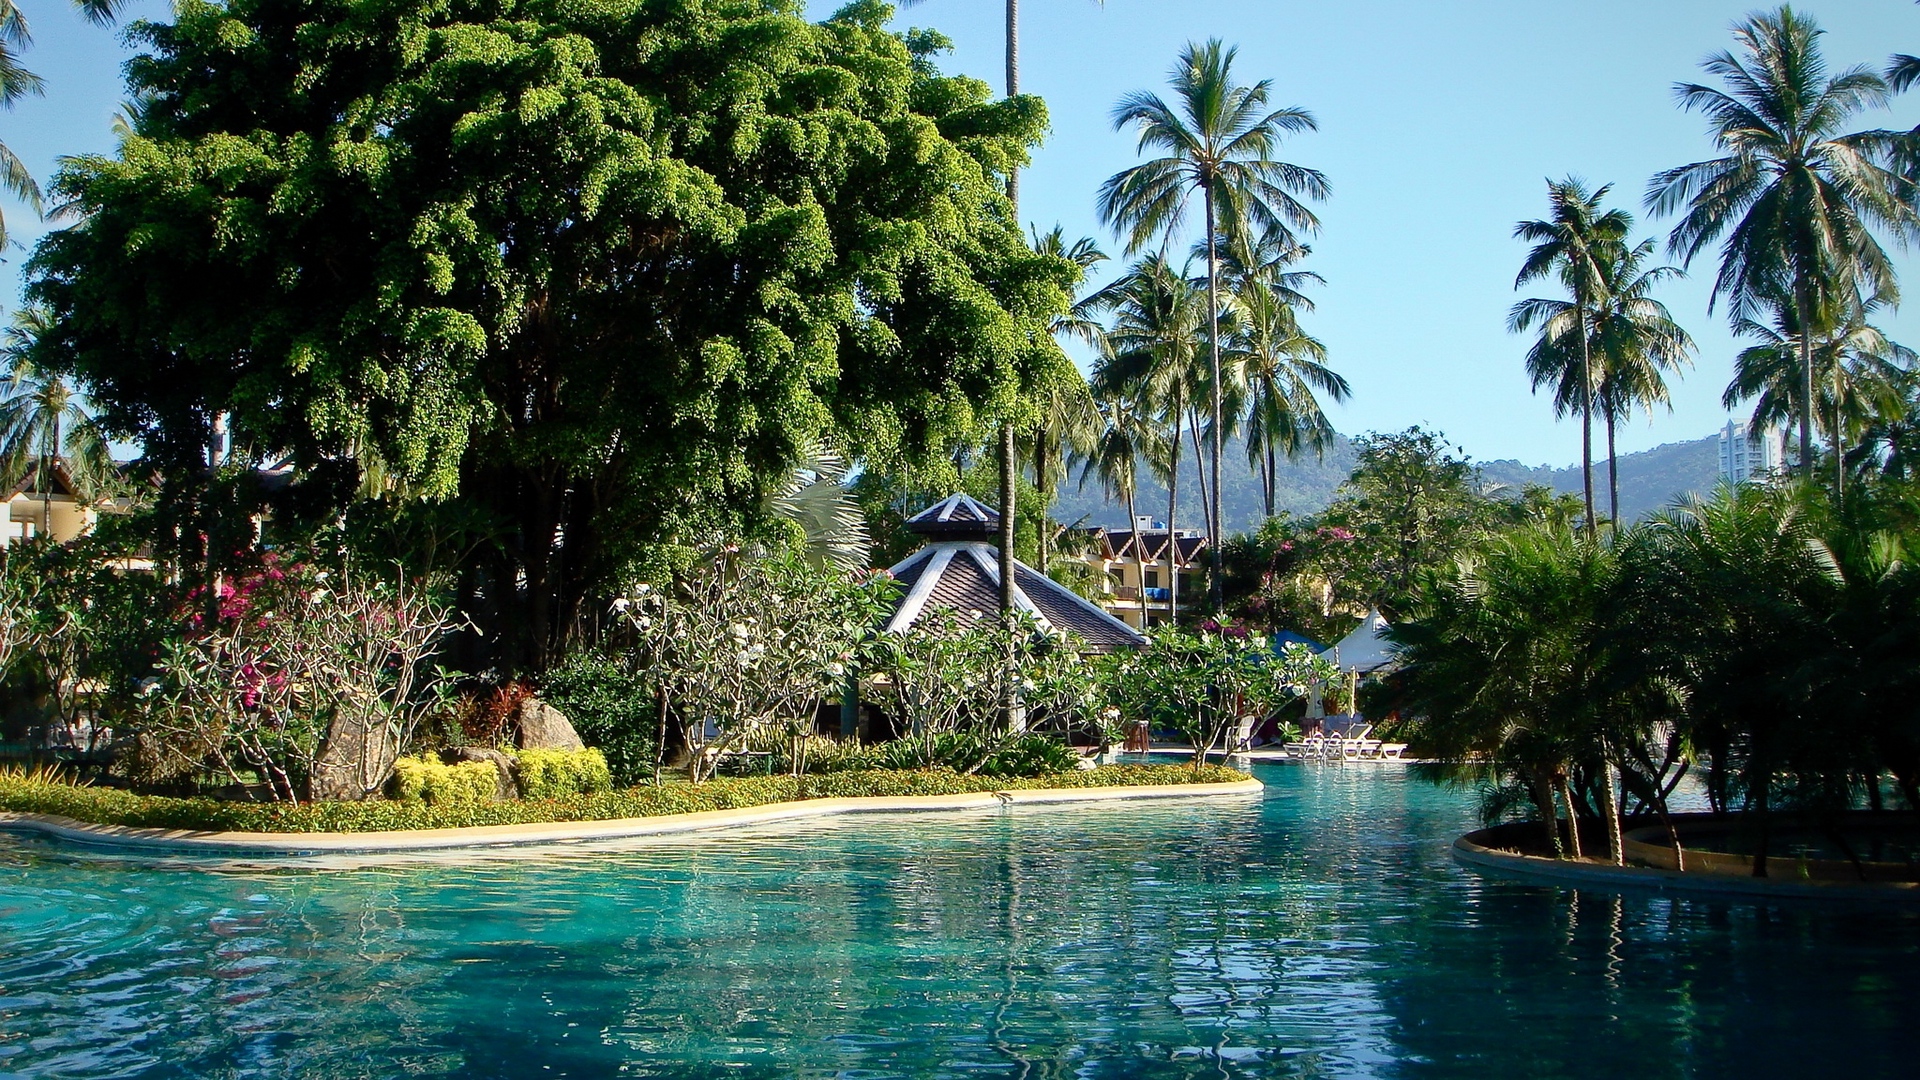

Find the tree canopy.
[{"left": 29, "top": 0, "right": 1076, "bottom": 668}]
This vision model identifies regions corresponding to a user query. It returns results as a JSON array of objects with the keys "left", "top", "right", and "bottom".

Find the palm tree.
[
  {"left": 0, "top": 307, "right": 114, "bottom": 536},
  {"left": 1216, "top": 228, "right": 1345, "bottom": 518},
  {"left": 1088, "top": 256, "right": 1206, "bottom": 623},
  {"left": 1079, "top": 394, "right": 1170, "bottom": 604},
  {"left": 1026, "top": 228, "right": 1105, "bottom": 576},
  {"left": 0, "top": 0, "right": 127, "bottom": 248},
  {"left": 1647, "top": 6, "right": 1915, "bottom": 481},
  {"left": 1725, "top": 297, "right": 1911, "bottom": 495},
  {"left": 1511, "top": 179, "right": 1630, "bottom": 536},
  {"left": 1099, "top": 39, "right": 1327, "bottom": 613},
  {"left": 1589, "top": 240, "right": 1695, "bottom": 524}
]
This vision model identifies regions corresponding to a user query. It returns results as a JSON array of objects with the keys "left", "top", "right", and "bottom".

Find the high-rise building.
[{"left": 1718, "top": 420, "right": 1785, "bottom": 483}]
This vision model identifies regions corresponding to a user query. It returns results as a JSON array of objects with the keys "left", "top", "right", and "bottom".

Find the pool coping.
[
  {"left": 1453, "top": 826, "right": 1920, "bottom": 903},
  {"left": 0, "top": 776, "right": 1263, "bottom": 856}
]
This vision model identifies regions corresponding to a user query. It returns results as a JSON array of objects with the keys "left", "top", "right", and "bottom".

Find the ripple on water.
[{"left": 2, "top": 766, "right": 1919, "bottom": 1078}]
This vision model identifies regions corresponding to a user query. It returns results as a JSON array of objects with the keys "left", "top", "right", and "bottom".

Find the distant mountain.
[
  {"left": 1050, "top": 431, "right": 1721, "bottom": 533},
  {"left": 1478, "top": 436, "right": 1721, "bottom": 522}
]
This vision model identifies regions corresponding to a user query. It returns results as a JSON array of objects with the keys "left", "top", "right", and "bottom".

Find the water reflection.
[{"left": 1, "top": 767, "right": 1917, "bottom": 1078}]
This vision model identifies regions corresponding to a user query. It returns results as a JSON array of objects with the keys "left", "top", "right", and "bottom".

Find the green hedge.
[
  {"left": 512, "top": 748, "right": 613, "bottom": 798},
  {"left": 0, "top": 764, "right": 1249, "bottom": 835},
  {"left": 392, "top": 757, "right": 500, "bottom": 806}
]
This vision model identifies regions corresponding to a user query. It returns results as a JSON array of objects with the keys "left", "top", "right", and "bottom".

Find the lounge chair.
[{"left": 1377, "top": 743, "right": 1408, "bottom": 760}]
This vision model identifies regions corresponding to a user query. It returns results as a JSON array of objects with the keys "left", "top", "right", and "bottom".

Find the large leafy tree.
[
  {"left": 901, "top": 0, "right": 1103, "bottom": 621},
  {"left": 29, "top": 0, "right": 1071, "bottom": 670},
  {"left": 1098, "top": 39, "right": 1326, "bottom": 613},
  {"left": 1647, "top": 5, "right": 1915, "bottom": 480},
  {"left": 1510, "top": 179, "right": 1630, "bottom": 535}
]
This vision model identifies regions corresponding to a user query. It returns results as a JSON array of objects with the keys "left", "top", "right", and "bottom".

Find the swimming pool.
[{"left": 2, "top": 763, "right": 1915, "bottom": 1078}]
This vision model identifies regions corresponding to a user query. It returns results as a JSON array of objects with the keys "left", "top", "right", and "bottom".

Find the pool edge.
[
  {"left": 0, "top": 776, "right": 1264, "bottom": 856},
  {"left": 1452, "top": 830, "right": 1920, "bottom": 904}
]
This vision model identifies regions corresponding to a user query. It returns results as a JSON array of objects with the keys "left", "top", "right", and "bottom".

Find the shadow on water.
[{"left": 2, "top": 765, "right": 1917, "bottom": 1078}]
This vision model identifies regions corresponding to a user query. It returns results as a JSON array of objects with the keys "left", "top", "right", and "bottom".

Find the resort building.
[
  {"left": 1073, "top": 517, "right": 1208, "bottom": 629},
  {"left": 1717, "top": 420, "right": 1786, "bottom": 484},
  {"left": 882, "top": 494, "right": 1146, "bottom": 652},
  {"left": 2, "top": 461, "right": 113, "bottom": 548}
]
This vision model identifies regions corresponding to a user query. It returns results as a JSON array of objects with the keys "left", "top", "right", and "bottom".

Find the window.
[{"left": 1143, "top": 570, "right": 1160, "bottom": 588}]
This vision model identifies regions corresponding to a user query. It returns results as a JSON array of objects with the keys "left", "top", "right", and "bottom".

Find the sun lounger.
[{"left": 1377, "top": 743, "right": 1408, "bottom": 760}]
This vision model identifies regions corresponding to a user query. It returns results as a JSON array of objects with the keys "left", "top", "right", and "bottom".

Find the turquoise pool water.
[{"left": 3, "top": 763, "right": 1917, "bottom": 1079}]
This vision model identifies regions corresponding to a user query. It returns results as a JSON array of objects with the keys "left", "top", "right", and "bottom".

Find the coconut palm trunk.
[
  {"left": 40, "top": 409, "right": 56, "bottom": 537},
  {"left": 1605, "top": 407, "right": 1619, "bottom": 527},
  {"left": 997, "top": 0, "right": 1019, "bottom": 692},
  {"left": 1204, "top": 185, "right": 1225, "bottom": 613},
  {"left": 1798, "top": 284, "right": 1816, "bottom": 483},
  {"left": 1186, "top": 406, "right": 1213, "bottom": 543},
  {"left": 1578, "top": 312, "right": 1596, "bottom": 536},
  {"left": 1166, "top": 412, "right": 1181, "bottom": 626}
]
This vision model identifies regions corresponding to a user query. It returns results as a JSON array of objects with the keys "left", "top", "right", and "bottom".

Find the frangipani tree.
[{"left": 618, "top": 550, "right": 894, "bottom": 781}]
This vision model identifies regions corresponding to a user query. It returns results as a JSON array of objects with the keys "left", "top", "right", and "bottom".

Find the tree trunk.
[
  {"left": 1833, "top": 364, "right": 1845, "bottom": 499},
  {"left": 997, "top": 0, "right": 1019, "bottom": 721},
  {"left": 1166, "top": 417, "right": 1180, "bottom": 627},
  {"left": 1560, "top": 772, "right": 1585, "bottom": 860},
  {"left": 1004, "top": 0, "right": 1019, "bottom": 204},
  {"left": 1204, "top": 186, "right": 1225, "bottom": 614},
  {"left": 1578, "top": 309, "right": 1596, "bottom": 539},
  {"left": 1265, "top": 442, "right": 1277, "bottom": 519},
  {"left": 1600, "top": 762, "right": 1625, "bottom": 866},
  {"left": 1797, "top": 283, "right": 1815, "bottom": 482},
  {"left": 1535, "top": 776, "right": 1565, "bottom": 859},
  {"left": 1187, "top": 408, "right": 1213, "bottom": 544},
  {"left": 1033, "top": 433, "right": 1050, "bottom": 576},
  {"left": 1124, "top": 487, "right": 1144, "bottom": 627},
  {"left": 1605, "top": 407, "right": 1619, "bottom": 529}
]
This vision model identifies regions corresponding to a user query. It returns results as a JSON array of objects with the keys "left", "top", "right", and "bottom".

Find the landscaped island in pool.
[{"left": 3, "top": 762, "right": 1917, "bottom": 1079}]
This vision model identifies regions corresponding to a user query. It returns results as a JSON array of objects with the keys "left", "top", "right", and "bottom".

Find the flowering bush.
[
  {"left": 615, "top": 550, "right": 896, "bottom": 781},
  {"left": 1104, "top": 629, "right": 1335, "bottom": 768},
  {"left": 133, "top": 557, "right": 462, "bottom": 801}
]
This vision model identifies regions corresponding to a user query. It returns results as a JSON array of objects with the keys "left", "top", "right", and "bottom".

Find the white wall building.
[{"left": 1718, "top": 420, "right": 1785, "bottom": 484}]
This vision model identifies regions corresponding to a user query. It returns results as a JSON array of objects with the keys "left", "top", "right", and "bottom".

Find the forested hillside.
[{"left": 1051, "top": 431, "right": 1722, "bottom": 532}]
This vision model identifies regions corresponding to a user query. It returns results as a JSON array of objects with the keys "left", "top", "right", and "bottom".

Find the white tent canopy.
[{"left": 1324, "top": 609, "right": 1395, "bottom": 673}]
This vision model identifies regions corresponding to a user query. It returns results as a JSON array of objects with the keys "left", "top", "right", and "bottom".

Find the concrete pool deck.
[{"left": 0, "top": 775, "right": 1264, "bottom": 857}]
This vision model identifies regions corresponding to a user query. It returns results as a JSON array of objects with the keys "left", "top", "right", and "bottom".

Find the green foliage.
[
  {"left": 30, "top": 0, "right": 1074, "bottom": 670},
  {"left": 512, "top": 748, "right": 613, "bottom": 799},
  {"left": 1383, "top": 480, "right": 1920, "bottom": 864},
  {"left": 391, "top": 756, "right": 498, "bottom": 807},
  {"left": 0, "top": 764, "right": 1244, "bottom": 834},
  {"left": 1103, "top": 627, "right": 1331, "bottom": 767},
  {"left": 618, "top": 550, "right": 898, "bottom": 780},
  {"left": 537, "top": 653, "right": 657, "bottom": 787}
]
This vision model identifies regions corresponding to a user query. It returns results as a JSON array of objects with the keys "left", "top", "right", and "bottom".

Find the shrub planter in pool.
[
  {"left": 1455, "top": 817, "right": 1920, "bottom": 903},
  {"left": 0, "top": 765, "right": 1259, "bottom": 855}
]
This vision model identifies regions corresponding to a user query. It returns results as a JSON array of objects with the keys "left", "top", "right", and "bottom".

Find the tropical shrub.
[
  {"left": 615, "top": 550, "right": 896, "bottom": 781},
  {"left": 513, "top": 748, "right": 613, "bottom": 799},
  {"left": 1104, "top": 627, "right": 1333, "bottom": 769},
  {"left": 130, "top": 556, "right": 462, "bottom": 802},
  {"left": 391, "top": 757, "right": 498, "bottom": 807},
  {"left": 538, "top": 654, "right": 657, "bottom": 787}
]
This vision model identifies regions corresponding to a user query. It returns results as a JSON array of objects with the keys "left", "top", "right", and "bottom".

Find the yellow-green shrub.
[
  {"left": 390, "top": 757, "right": 499, "bottom": 806},
  {"left": 513, "top": 747, "right": 613, "bottom": 799}
]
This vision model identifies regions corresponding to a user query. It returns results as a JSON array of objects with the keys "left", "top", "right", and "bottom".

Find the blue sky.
[{"left": 4, "top": 0, "right": 1918, "bottom": 467}]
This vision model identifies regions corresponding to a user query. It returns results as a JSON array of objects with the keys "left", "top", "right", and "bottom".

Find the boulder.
[
  {"left": 514, "top": 695, "right": 585, "bottom": 751},
  {"left": 444, "top": 746, "right": 520, "bottom": 801}
]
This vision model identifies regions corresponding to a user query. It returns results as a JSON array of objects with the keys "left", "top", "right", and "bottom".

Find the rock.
[
  {"left": 514, "top": 695, "right": 585, "bottom": 751},
  {"left": 444, "top": 747, "right": 520, "bottom": 801}
]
